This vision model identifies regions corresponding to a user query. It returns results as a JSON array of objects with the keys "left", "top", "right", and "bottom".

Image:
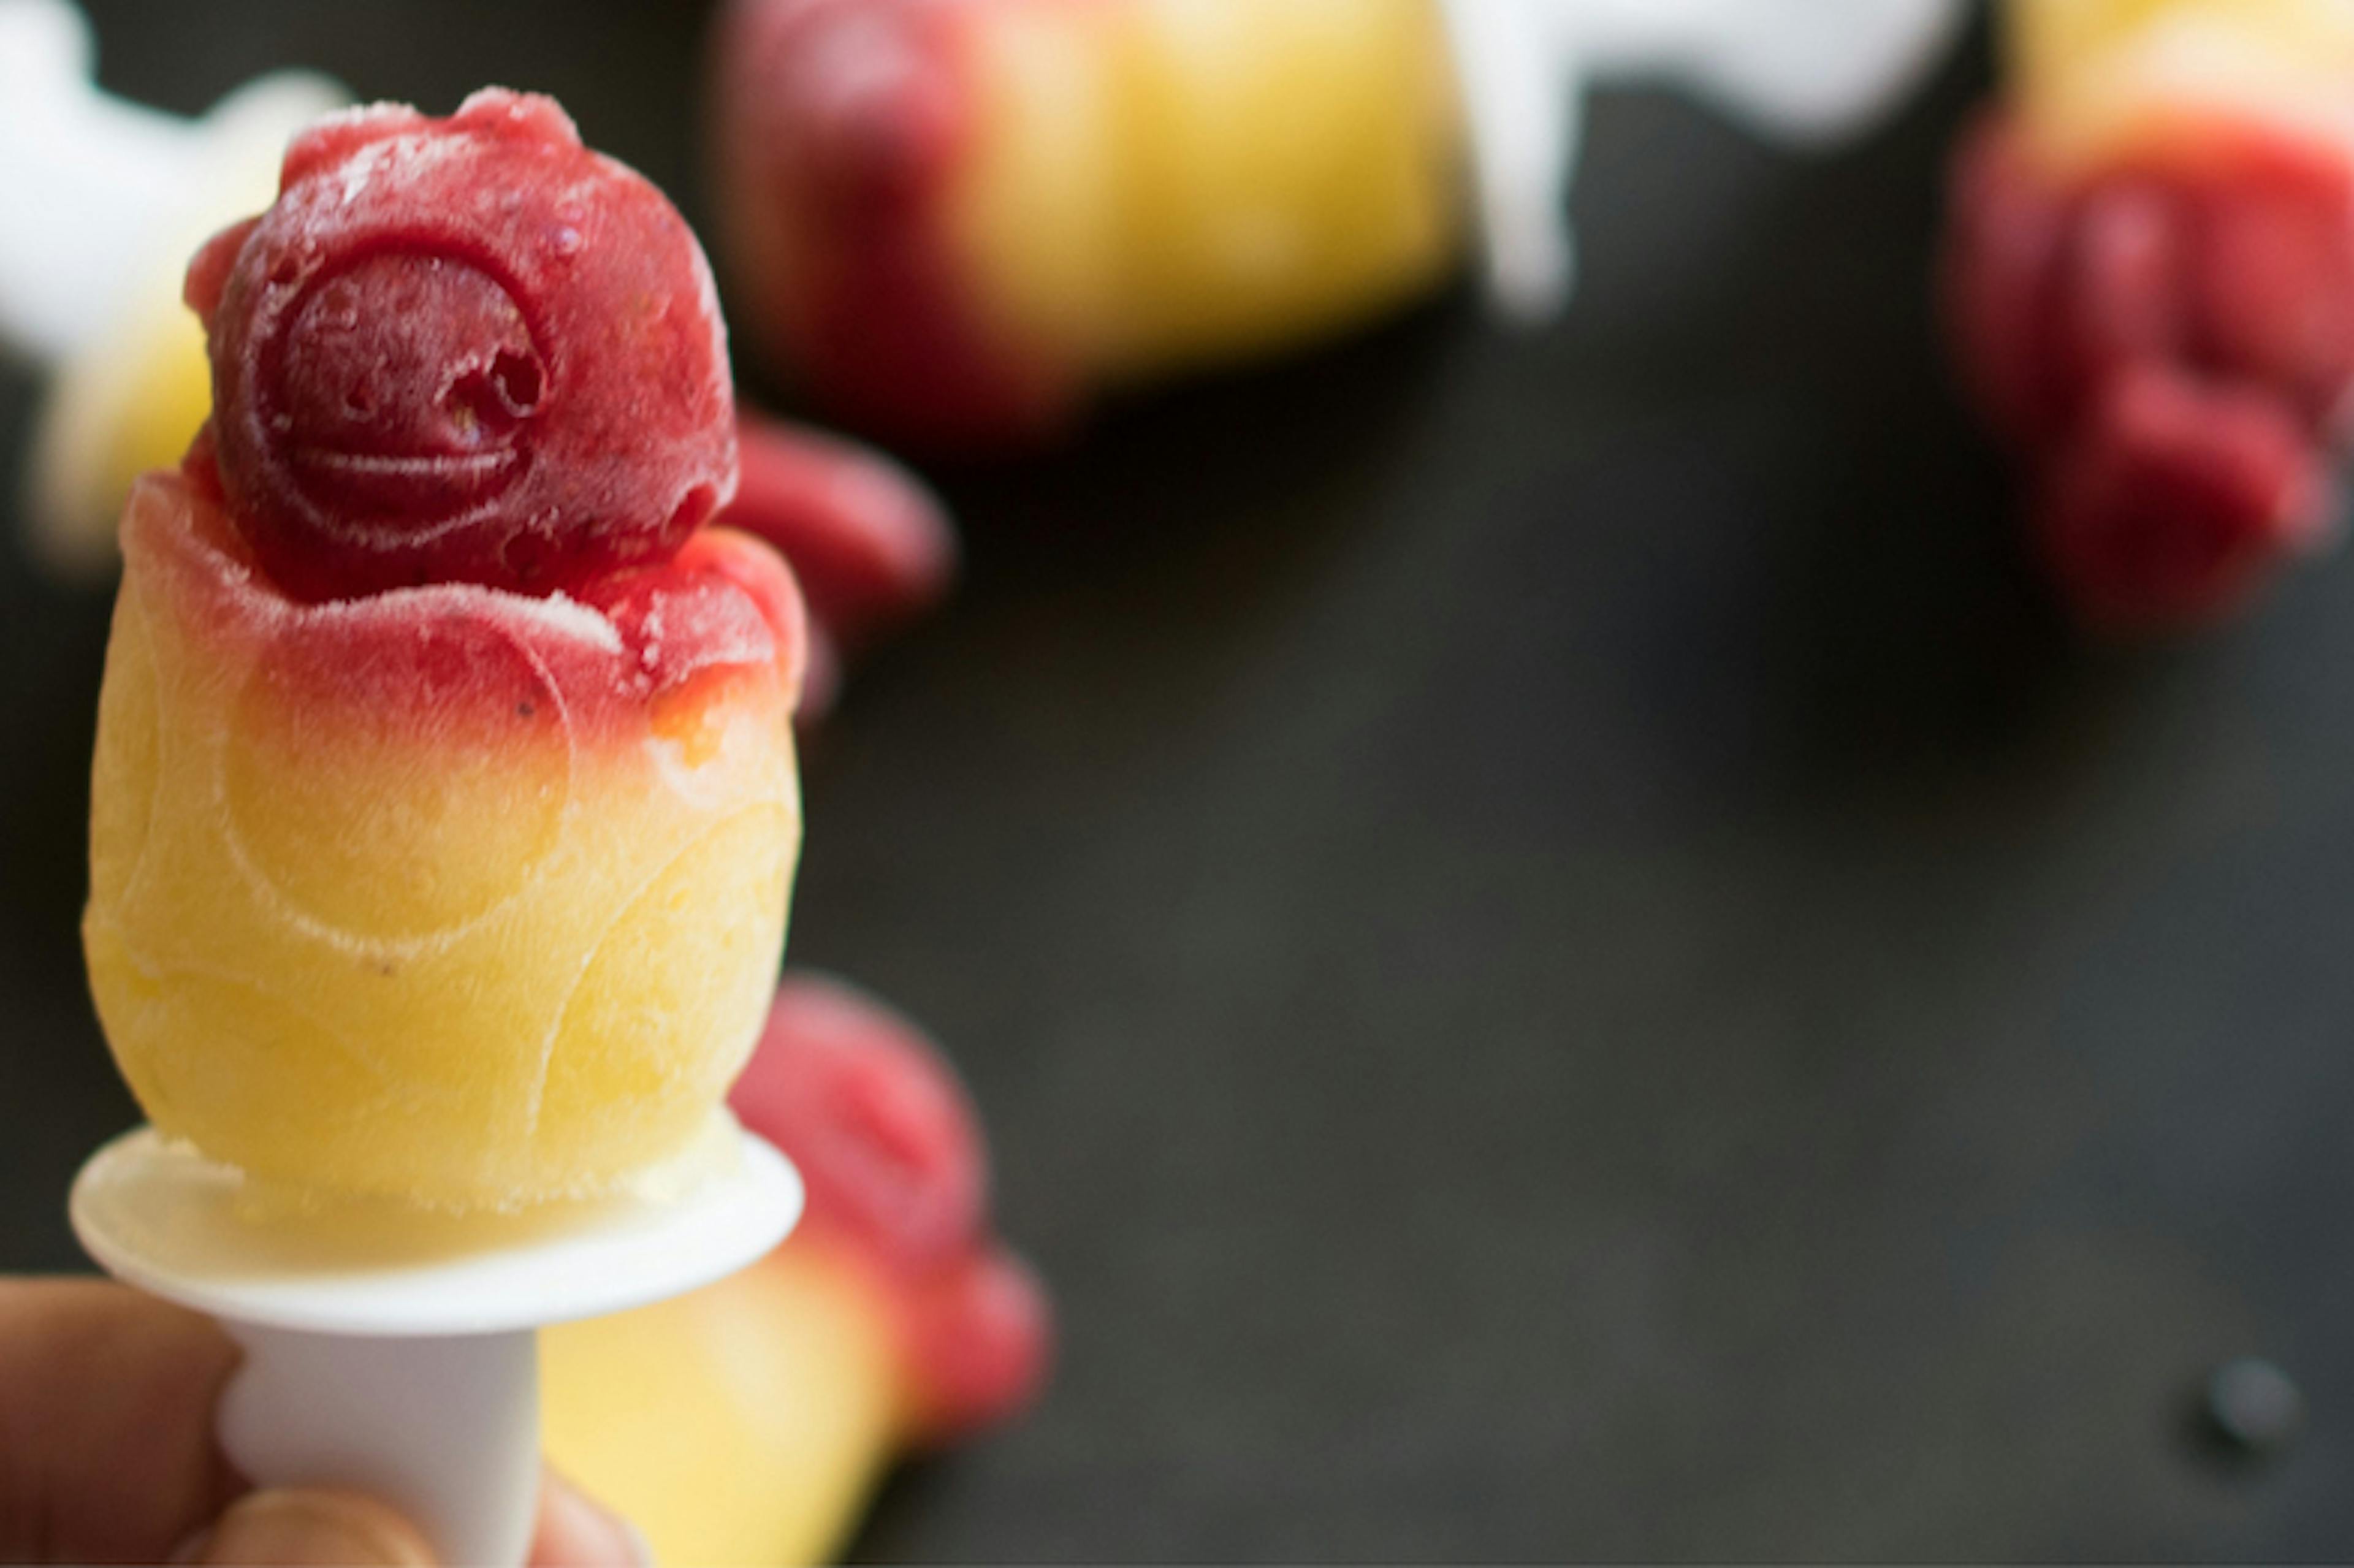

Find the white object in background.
[
  {"left": 73, "top": 1119, "right": 802, "bottom": 1567},
  {"left": 1438, "top": 0, "right": 1968, "bottom": 319},
  {"left": 0, "top": 0, "right": 346, "bottom": 570}
]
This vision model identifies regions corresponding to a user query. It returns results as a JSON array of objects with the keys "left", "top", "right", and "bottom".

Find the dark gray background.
[{"left": 4, "top": 4, "right": 2351, "bottom": 1558}]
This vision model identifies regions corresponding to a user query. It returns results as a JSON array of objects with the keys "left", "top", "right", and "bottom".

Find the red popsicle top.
[
  {"left": 729, "top": 976, "right": 1054, "bottom": 1445},
  {"left": 1944, "top": 111, "right": 2352, "bottom": 628},
  {"left": 185, "top": 89, "right": 737, "bottom": 601}
]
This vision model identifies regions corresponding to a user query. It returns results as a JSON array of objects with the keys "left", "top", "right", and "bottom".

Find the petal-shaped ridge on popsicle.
[
  {"left": 198, "top": 89, "right": 737, "bottom": 599},
  {"left": 221, "top": 599, "right": 575, "bottom": 943}
]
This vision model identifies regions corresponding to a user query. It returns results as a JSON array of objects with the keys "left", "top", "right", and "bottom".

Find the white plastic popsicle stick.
[
  {"left": 1436, "top": 0, "right": 1968, "bottom": 319},
  {"left": 73, "top": 1118, "right": 802, "bottom": 1567},
  {"left": 215, "top": 1326, "right": 543, "bottom": 1568}
]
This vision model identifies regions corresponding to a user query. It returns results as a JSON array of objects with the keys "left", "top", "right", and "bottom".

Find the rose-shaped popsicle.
[
  {"left": 84, "top": 91, "right": 808, "bottom": 1208},
  {"left": 710, "top": 0, "right": 1963, "bottom": 447},
  {"left": 1942, "top": 0, "right": 2354, "bottom": 629},
  {"left": 542, "top": 975, "right": 1053, "bottom": 1567}
]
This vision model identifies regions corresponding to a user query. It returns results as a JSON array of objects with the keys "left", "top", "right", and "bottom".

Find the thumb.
[{"left": 188, "top": 1489, "right": 436, "bottom": 1566}]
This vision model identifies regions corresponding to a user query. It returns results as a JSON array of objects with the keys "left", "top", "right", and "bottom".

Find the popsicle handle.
[
  {"left": 1438, "top": 0, "right": 1965, "bottom": 321},
  {"left": 1569, "top": 0, "right": 1965, "bottom": 144},
  {"left": 72, "top": 1124, "right": 799, "bottom": 1565},
  {"left": 1442, "top": 0, "right": 1582, "bottom": 320},
  {"left": 215, "top": 1322, "right": 542, "bottom": 1568}
]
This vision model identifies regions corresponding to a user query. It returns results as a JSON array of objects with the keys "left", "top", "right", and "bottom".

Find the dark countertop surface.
[{"left": 6, "top": 4, "right": 2353, "bottom": 1559}]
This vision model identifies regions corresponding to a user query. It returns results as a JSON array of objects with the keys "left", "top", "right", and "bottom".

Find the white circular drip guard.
[{"left": 73, "top": 1117, "right": 801, "bottom": 1567}]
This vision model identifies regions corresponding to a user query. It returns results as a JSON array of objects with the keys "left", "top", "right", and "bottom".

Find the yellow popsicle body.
[
  {"left": 542, "top": 1247, "right": 900, "bottom": 1567},
  {"left": 85, "top": 476, "right": 801, "bottom": 1208},
  {"left": 2006, "top": 0, "right": 2354, "bottom": 169},
  {"left": 954, "top": 0, "right": 1462, "bottom": 383}
]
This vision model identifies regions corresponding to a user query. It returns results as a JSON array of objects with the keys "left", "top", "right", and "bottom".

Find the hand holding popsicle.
[{"left": 0, "top": 1277, "right": 644, "bottom": 1566}]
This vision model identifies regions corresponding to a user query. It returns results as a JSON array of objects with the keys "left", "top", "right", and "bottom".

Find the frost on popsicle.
[
  {"left": 85, "top": 91, "right": 808, "bottom": 1209},
  {"left": 191, "top": 91, "right": 736, "bottom": 600},
  {"left": 1943, "top": 0, "right": 2354, "bottom": 629}
]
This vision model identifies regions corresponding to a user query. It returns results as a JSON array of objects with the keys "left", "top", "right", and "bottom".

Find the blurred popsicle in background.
[
  {"left": 0, "top": 0, "right": 346, "bottom": 574},
  {"left": 542, "top": 975, "right": 1053, "bottom": 1568},
  {"left": 1943, "top": 0, "right": 2354, "bottom": 630},
  {"left": 709, "top": 0, "right": 1965, "bottom": 446}
]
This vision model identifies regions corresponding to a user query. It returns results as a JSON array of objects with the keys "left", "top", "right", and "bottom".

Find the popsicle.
[
  {"left": 708, "top": 0, "right": 1964, "bottom": 445},
  {"left": 542, "top": 974, "right": 1053, "bottom": 1567},
  {"left": 84, "top": 89, "right": 807, "bottom": 1208},
  {"left": 1943, "top": 0, "right": 2354, "bottom": 628},
  {"left": 0, "top": 0, "right": 348, "bottom": 573},
  {"left": 726, "top": 413, "right": 959, "bottom": 721}
]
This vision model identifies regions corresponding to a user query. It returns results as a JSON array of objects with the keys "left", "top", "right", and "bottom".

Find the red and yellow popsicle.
[
  {"left": 725, "top": 414, "right": 959, "bottom": 720},
  {"left": 710, "top": 0, "right": 1462, "bottom": 447},
  {"left": 710, "top": 0, "right": 1967, "bottom": 447},
  {"left": 543, "top": 975, "right": 1053, "bottom": 1567},
  {"left": 1944, "top": 0, "right": 2354, "bottom": 628},
  {"left": 86, "top": 91, "right": 809, "bottom": 1209}
]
